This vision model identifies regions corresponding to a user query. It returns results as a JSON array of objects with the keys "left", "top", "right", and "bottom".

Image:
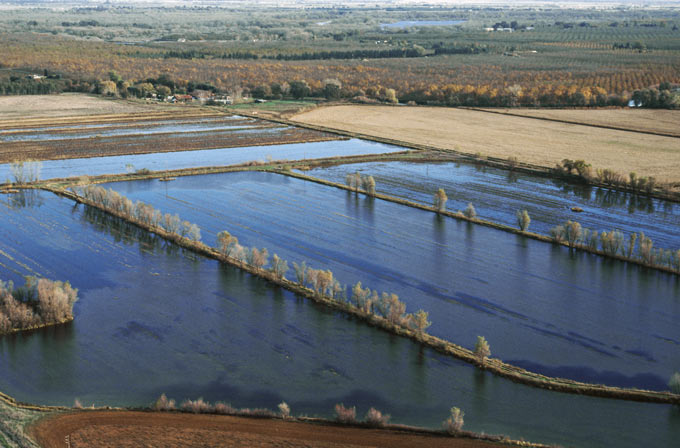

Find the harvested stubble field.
[
  {"left": 477, "top": 108, "right": 680, "bottom": 138},
  {"left": 30, "top": 411, "right": 511, "bottom": 448},
  {"left": 0, "top": 93, "right": 162, "bottom": 121},
  {"left": 0, "top": 125, "right": 339, "bottom": 163},
  {"left": 292, "top": 105, "right": 680, "bottom": 183}
]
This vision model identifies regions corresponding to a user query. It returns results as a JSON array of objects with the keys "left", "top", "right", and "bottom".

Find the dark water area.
[
  {"left": 307, "top": 161, "right": 680, "bottom": 253},
  {"left": 0, "top": 190, "right": 678, "bottom": 448},
  {"left": 102, "top": 172, "right": 680, "bottom": 392},
  {"left": 0, "top": 139, "right": 402, "bottom": 181}
]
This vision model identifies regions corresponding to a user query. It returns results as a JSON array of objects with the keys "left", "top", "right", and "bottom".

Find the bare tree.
[
  {"left": 516, "top": 209, "right": 531, "bottom": 231},
  {"left": 433, "top": 188, "right": 448, "bottom": 212},
  {"left": 474, "top": 336, "right": 491, "bottom": 364}
]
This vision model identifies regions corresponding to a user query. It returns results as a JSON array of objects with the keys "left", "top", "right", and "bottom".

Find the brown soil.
[
  {"left": 30, "top": 411, "right": 508, "bottom": 448},
  {"left": 0, "top": 127, "right": 339, "bottom": 163},
  {"left": 291, "top": 105, "right": 680, "bottom": 183},
  {"left": 0, "top": 94, "right": 161, "bottom": 121}
]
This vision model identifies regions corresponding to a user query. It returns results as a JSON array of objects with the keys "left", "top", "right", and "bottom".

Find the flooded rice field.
[
  {"left": 0, "top": 190, "right": 678, "bottom": 448},
  {"left": 0, "top": 139, "right": 403, "bottom": 180},
  {"left": 102, "top": 172, "right": 680, "bottom": 392},
  {"left": 0, "top": 116, "right": 263, "bottom": 142},
  {"left": 307, "top": 161, "right": 680, "bottom": 251}
]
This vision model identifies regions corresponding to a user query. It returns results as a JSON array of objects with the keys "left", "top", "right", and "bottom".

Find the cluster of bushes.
[
  {"left": 152, "top": 393, "right": 282, "bottom": 418},
  {"left": 554, "top": 159, "right": 659, "bottom": 194},
  {"left": 152, "top": 393, "right": 466, "bottom": 434},
  {"left": 0, "top": 276, "right": 78, "bottom": 334},
  {"left": 432, "top": 190, "right": 477, "bottom": 219},
  {"left": 151, "top": 394, "right": 467, "bottom": 434},
  {"left": 77, "top": 185, "right": 202, "bottom": 242},
  {"left": 344, "top": 172, "right": 376, "bottom": 196},
  {"left": 550, "top": 220, "right": 680, "bottom": 271}
]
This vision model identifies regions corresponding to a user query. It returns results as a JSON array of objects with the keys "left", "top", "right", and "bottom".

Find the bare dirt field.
[
  {"left": 30, "top": 411, "right": 510, "bottom": 448},
  {"left": 292, "top": 105, "right": 680, "bottom": 183},
  {"left": 0, "top": 94, "right": 163, "bottom": 122},
  {"left": 478, "top": 108, "right": 680, "bottom": 137}
]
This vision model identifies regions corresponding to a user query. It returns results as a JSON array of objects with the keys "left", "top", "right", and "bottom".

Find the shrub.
[
  {"left": 474, "top": 336, "right": 491, "bottom": 364},
  {"left": 270, "top": 254, "right": 289, "bottom": 279},
  {"left": 334, "top": 403, "right": 356, "bottom": 423},
  {"left": 443, "top": 407, "right": 464, "bottom": 434},
  {"left": 463, "top": 203, "right": 476, "bottom": 219},
  {"left": 433, "top": 188, "right": 448, "bottom": 212},
  {"left": 412, "top": 309, "right": 431, "bottom": 335},
  {"left": 278, "top": 401, "right": 291, "bottom": 418},
  {"left": 214, "top": 402, "right": 237, "bottom": 415},
  {"left": 669, "top": 372, "right": 680, "bottom": 394},
  {"left": 293, "top": 261, "right": 307, "bottom": 284},
  {"left": 364, "top": 407, "right": 390, "bottom": 427},
  {"left": 362, "top": 175, "right": 376, "bottom": 196},
  {"left": 516, "top": 210, "right": 531, "bottom": 231},
  {"left": 181, "top": 397, "right": 213, "bottom": 413},
  {"left": 154, "top": 393, "right": 176, "bottom": 411}
]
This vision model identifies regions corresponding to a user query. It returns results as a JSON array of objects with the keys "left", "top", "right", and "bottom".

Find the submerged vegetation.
[{"left": 0, "top": 276, "right": 78, "bottom": 334}]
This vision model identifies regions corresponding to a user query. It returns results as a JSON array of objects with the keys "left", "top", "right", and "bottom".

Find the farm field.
[
  {"left": 0, "top": 94, "right": 160, "bottom": 121},
  {"left": 478, "top": 108, "right": 680, "bottom": 137},
  {"left": 101, "top": 172, "right": 680, "bottom": 390},
  {"left": 1, "top": 3, "right": 680, "bottom": 447},
  {"left": 30, "top": 411, "right": 504, "bottom": 448},
  {"left": 306, "top": 161, "right": 680, "bottom": 250},
  {"left": 0, "top": 112, "right": 340, "bottom": 163},
  {"left": 0, "top": 190, "right": 677, "bottom": 448},
  {"left": 292, "top": 105, "right": 680, "bottom": 183}
]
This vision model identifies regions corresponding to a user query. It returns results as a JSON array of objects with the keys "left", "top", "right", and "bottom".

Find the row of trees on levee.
[
  {"left": 76, "top": 184, "right": 433, "bottom": 336},
  {"left": 0, "top": 277, "right": 78, "bottom": 334},
  {"left": 151, "top": 393, "right": 468, "bottom": 434},
  {"left": 550, "top": 221, "right": 680, "bottom": 271},
  {"left": 430, "top": 182, "right": 679, "bottom": 272}
]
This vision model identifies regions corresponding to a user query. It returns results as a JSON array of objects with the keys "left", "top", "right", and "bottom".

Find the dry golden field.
[
  {"left": 292, "top": 105, "right": 680, "bottom": 183},
  {"left": 0, "top": 94, "right": 162, "bottom": 122},
  {"left": 479, "top": 108, "right": 680, "bottom": 138}
]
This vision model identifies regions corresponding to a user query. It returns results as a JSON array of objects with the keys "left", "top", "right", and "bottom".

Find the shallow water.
[
  {"left": 307, "top": 161, "right": 680, "bottom": 252},
  {"left": 0, "top": 190, "right": 678, "bottom": 448},
  {"left": 102, "top": 172, "right": 680, "bottom": 392},
  {"left": 0, "top": 139, "right": 403, "bottom": 180}
]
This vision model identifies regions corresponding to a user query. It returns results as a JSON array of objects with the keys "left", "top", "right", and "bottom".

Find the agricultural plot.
[
  {"left": 0, "top": 114, "right": 339, "bottom": 164},
  {"left": 306, "top": 161, "right": 680, "bottom": 250},
  {"left": 292, "top": 105, "right": 680, "bottom": 183},
  {"left": 100, "top": 172, "right": 680, "bottom": 392},
  {"left": 0, "top": 190, "right": 677, "bottom": 448}
]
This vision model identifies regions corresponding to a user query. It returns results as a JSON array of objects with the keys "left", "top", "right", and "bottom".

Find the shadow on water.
[{"left": 3, "top": 189, "right": 44, "bottom": 209}]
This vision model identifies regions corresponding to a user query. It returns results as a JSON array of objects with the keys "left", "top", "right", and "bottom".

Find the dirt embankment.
[
  {"left": 30, "top": 411, "right": 511, "bottom": 448},
  {"left": 291, "top": 105, "right": 680, "bottom": 183}
]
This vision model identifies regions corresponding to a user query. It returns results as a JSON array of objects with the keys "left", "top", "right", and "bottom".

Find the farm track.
[{"left": 30, "top": 182, "right": 680, "bottom": 405}]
